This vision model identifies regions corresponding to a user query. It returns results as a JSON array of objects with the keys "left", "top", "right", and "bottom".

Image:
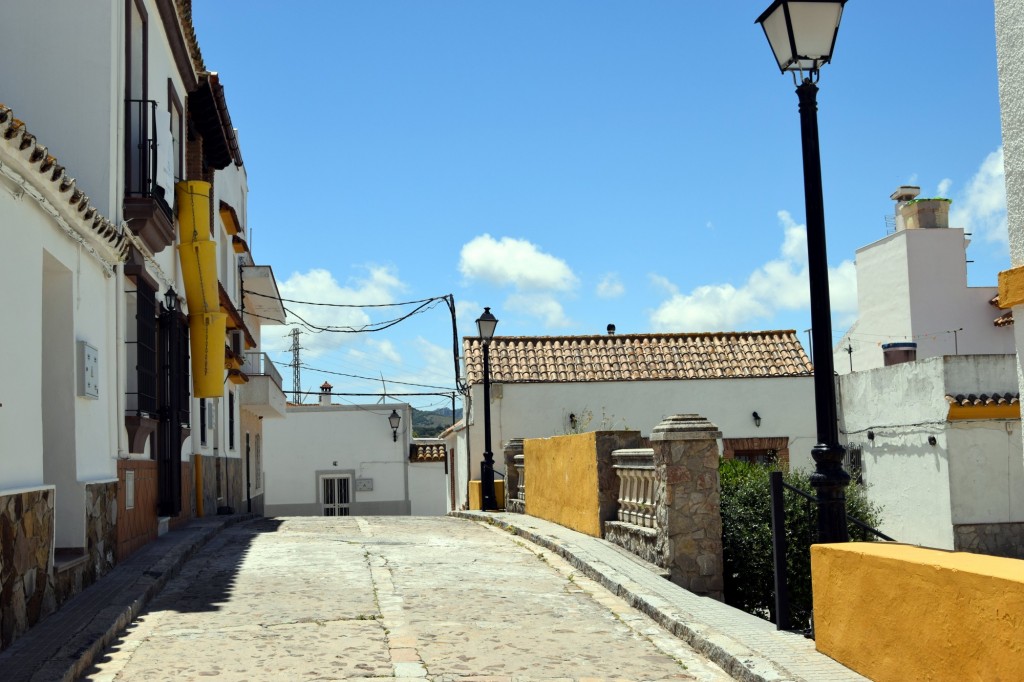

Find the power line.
[
  {"left": 242, "top": 289, "right": 442, "bottom": 309},
  {"left": 292, "top": 363, "right": 455, "bottom": 391}
]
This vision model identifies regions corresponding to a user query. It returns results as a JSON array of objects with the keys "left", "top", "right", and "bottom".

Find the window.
[
  {"left": 168, "top": 81, "right": 183, "bottom": 182},
  {"left": 199, "top": 398, "right": 207, "bottom": 446},
  {"left": 255, "top": 434, "right": 262, "bottom": 489},
  {"left": 126, "top": 279, "right": 157, "bottom": 416},
  {"left": 228, "top": 391, "right": 235, "bottom": 450},
  {"left": 734, "top": 449, "right": 778, "bottom": 467}
]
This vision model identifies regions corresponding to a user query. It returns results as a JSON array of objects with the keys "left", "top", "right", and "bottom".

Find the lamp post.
[
  {"left": 757, "top": 0, "right": 850, "bottom": 543},
  {"left": 476, "top": 307, "right": 498, "bottom": 511},
  {"left": 389, "top": 409, "right": 401, "bottom": 442}
]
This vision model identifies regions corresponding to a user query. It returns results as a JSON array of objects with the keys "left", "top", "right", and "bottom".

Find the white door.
[{"left": 320, "top": 475, "right": 351, "bottom": 516}]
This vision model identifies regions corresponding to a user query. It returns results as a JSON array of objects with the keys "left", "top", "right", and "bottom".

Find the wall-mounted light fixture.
[
  {"left": 867, "top": 430, "right": 875, "bottom": 441},
  {"left": 388, "top": 409, "right": 400, "bottom": 442},
  {"left": 569, "top": 413, "right": 577, "bottom": 430},
  {"left": 165, "top": 287, "right": 177, "bottom": 312},
  {"left": 752, "top": 411, "right": 762, "bottom": 428},
  {"left": 928, "top": 435, "right": 937, "bottom": 446}
]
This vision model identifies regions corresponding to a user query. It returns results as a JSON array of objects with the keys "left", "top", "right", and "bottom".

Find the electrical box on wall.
[
  {"left": 355, "top": 478, "right": 373, "bottom": 492},
  {"left": 77, "top": 341, "right": 99, "bottom": 399}
]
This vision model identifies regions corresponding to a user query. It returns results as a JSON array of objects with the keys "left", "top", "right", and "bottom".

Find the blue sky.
[{"left": 192, "top": 1, "right": 1007, "bottom": 410}]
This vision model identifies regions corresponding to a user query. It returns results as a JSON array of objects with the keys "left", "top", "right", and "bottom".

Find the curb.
[
  {"left": 452, "top": 511, "right": 799, "bottom": 682},
  {"left": 38, "top": 513, "right": 255, "bottom": 682}
]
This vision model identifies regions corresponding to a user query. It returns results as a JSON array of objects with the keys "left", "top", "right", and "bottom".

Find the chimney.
[
  {"left": 607, "top": 324, "right": 616, "bottom": 335},
  {"left": 319, "top": 381, "right": 332, "bottom": 407},
  {"left": 882, "top": 342, "right": 917, "bottom": 366},
  {"left": 892, "top": 185, "right": 950, "bottom": 230}
]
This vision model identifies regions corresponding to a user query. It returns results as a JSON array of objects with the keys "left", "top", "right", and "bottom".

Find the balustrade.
[{"left": 611, "top": 449, "right": 656, "bottom": 529}]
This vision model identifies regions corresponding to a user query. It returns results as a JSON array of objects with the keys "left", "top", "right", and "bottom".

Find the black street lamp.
[
  {"left": 389, "top": 409, "right": 401, "bottom": 442},
  {"left": 757, "top": 0, "right": 850, "bottom": 543},
  {"left": 476, "top": 307, "right": 498, "bottom": 511}
]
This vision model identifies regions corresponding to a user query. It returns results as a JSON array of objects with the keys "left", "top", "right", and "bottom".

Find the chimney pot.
[{"left": 607, "top": 324, "right": 616, "bottom": 335}]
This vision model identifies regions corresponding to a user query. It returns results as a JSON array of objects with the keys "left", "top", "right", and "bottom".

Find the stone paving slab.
[
  {"left": 80, "top": 516, "right": 732, "bottom": 681},
  {"left": 0, "top": 514, "right": 254, "bottom": 682},
  {"left": 451, "top": 512, "right": 867, "bottom": 682}
]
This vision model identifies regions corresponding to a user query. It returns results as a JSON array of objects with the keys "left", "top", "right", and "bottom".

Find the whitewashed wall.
[
  {"left": 262, "top": 403, "right": 414, "bottom": 515},
  {"left": 0, "top": 138, "right": 121, "bottom": 547},
  {"left": 408, "top": 462, "right": 446, "bottom": 516},
  {"left": 835, "top": 228, "right": 1013, "bottom": 375},
  {"left": 839, "top": 355, "right": 1022, "bottom": 550},
  {"left": 456, "top": 376, "right": 816, "bottom": 510},
  {"left": 995, "top": 1, "right": 1024, "bottom": 418}
]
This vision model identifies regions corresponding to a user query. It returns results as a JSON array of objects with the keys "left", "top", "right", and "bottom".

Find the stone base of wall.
[
  {"left": 226, "top": 457, "right": 243, "bottom": 512},
  {"left": 56, "top": 482, "right": 117, "bottom": 608},
  {"left": 507, "top": 498, "right": 525, "bottom": 514},
  {"left": 604, "top": 521, "right": 662, "bottom": 568},
  {"left": 954, "top": 522, "right": 1024, "bottom": 559},
  {"left": 0, "top": 488, "right": 56, "bottom": 651}
]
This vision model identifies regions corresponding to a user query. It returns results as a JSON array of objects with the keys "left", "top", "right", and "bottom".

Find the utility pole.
[
  {"left": 805, "top": 328, "right": 813, "bottom": 363},
  {"left": 845, "top": 344, "right": 853, "bottom": 373},
  {"left": 289, "top": 328, "right": 302, "bottom": 403}
]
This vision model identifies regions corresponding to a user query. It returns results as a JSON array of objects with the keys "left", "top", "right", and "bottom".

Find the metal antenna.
[{"left": 289, "top": 328, "right": 302, "bottom": 403}]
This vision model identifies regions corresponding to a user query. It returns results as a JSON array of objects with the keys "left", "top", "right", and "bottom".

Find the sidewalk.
[
  {"left": 0, "top": 514, "right": 254, "bottom": 682},
  {"left": 453, "top": 510, "right": 867, "bottom": 682}
]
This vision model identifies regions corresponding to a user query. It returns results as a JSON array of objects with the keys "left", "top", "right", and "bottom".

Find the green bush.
[{"left": 719, "top": 458, "right": 883, "bottom": 629}]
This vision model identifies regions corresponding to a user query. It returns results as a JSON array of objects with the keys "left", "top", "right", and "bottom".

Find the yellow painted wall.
[
  {"left": 467, "top": 480, "right": 505, "bottom": 511},
  {"left": 812, "top": 543, "right": 1024, "bottom": 681},
  {"left": 524, "top": 433, "right": 602, "bottom": 537}
]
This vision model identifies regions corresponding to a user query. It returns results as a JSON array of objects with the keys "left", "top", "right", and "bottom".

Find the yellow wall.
[
  {"left": 812, "top": 543, "right": 1024, "bottom": 681},
  {"left": 524, "top": 433, "right": 602, "bottom": 537}
]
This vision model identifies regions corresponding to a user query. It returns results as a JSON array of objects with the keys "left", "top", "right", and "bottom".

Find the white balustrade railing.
[{"left": 612, "top": 449, "right": 656, "bottom": 529}]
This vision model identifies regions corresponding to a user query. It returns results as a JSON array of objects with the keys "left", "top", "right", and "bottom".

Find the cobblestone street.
[{"left": 80, "top": 516, "right": 730, "bottom": 681}]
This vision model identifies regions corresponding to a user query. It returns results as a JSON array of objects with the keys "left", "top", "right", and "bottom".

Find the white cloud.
[
  {"left": 459, "top": 234, "right": 578, "bottom": 292},
  {"left": 366, "top": 338, "right": 401, "bottom": 364},
  {"left": 596, "top": 273, "right": 625, "bottom": 299},
  {"left": 950, "top": 147, "right": 1007, "bottom": 245},
  {"left": 506, "top": 293, "right": 571, "bottom": 328},
  {"left": 937, "top": 178, "right": 953, "bottom": 197},
  {"left": 649, "top": 211, "right": 857, "bottom": 331},
  {"left": 266, "top": 265, "right": 408, "bottom": 357}
]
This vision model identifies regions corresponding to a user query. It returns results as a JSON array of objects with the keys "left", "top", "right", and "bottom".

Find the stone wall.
[
  {"left": 0, "top": 487, "right": 55, "bottom": 651},
  {"left": 56, "top": 481, "right": 118, "bottom": 606},
  {"left": 954, "top": 522, "right": 1024, "bottom": 559},
  {"left": 603, "top": 522, "right": 659, "bottom": 566},
  {"left": 117, "top": 459, "right": 157, "bottom": 561},
  {"left": 225, "top": 457, "right": 242, "bottom": 513}
]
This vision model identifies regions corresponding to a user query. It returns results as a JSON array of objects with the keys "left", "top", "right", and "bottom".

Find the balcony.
[
  {"left": 239, "top": 352, "right": 287, "bottom": 418},
  {"left": 124, "top": 99, "right": 174, "bottom": 253}
]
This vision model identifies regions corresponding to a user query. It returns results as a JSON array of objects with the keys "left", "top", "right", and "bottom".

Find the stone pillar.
[{"left": 650, "top": 414, "right": 724, "bottom": 600}]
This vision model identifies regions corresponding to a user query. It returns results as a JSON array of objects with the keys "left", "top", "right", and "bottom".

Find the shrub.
[{"left": 719, "top": 458, "right": 883, "bottom": 629}]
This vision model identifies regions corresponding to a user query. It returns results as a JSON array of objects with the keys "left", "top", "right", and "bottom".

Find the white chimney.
[{"left": 319, "top": 381, "right": 332, "bottom": 407}]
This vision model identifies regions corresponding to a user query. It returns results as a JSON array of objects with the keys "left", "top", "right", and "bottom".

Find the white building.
[
  {"left": 834, "top": 186, "right": 1014, "bottom": 375},
  {"left": 0, "top": 0, "right": 285, "bottom": 649},
  {"left": 262, "top": 387, "right": 445, "bottom": 516},
  {"left": 451, "top": 330, "right": 818, "bottom": 511},
  {"left": 838, "top": 355, "right": 1023, "bottom": 555}
]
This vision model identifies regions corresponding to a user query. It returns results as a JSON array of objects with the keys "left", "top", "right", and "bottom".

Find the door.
[{"left": 320, "top": 474, "right": 351, "bottom": 516}]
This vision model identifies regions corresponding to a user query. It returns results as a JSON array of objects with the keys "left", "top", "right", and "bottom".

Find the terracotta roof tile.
[
  {"left": 409, "top": 440, "right": 446, "bottom": 463},
  {"left": 945, "top": 393, "right": 1020, "bottom": 407},
  {"left": 990, "top": 294, "right": 1015, "bottom": 326},
  {"left": 464, "top": 330, "right": 813, "bottom": 384},
  {"left": 0, "top": 104, "right": 127, "bottom": 261}
]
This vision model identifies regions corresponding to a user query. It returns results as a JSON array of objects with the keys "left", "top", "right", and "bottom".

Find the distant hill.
[{"left": 412, "top": 406, "right": 462, "bottom": 438}]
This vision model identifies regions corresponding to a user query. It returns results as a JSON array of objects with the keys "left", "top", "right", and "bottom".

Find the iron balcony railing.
[
  {"left": 243, "top": 352, "right": 283, "bottom": 389},
  {"left": 125, "top": 98, "right": 172, "bottom": 218}
]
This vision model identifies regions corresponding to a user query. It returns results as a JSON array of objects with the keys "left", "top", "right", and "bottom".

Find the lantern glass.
[
  {"left": 757, "top": 1, "right": 845, "bottom": 73},
  {"left": 389, "top": 409, "right": 400, "bottom": 430},
  {"left": 476, "top": 307, "right": 498, "bottom": 341}
]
